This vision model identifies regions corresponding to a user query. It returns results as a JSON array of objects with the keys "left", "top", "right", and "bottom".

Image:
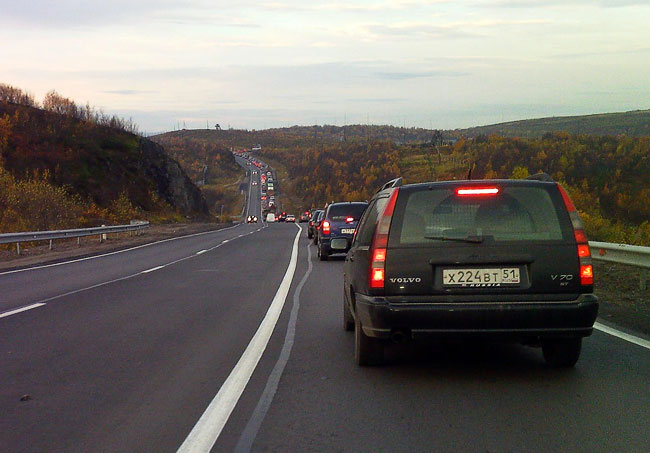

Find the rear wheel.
[
  {"left": 542, "top": 338, "right": 582, "bottom": 367},
  {"left": 318, "top": 245, "right": 328, "bottom": 261},
  {"left": 307, "top": 230, "right": 313, "bottom": 239},
  {"left": 354, "top": 316, "right": 384, "bottom": 366}
]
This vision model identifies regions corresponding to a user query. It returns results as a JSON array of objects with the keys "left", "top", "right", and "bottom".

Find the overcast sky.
[{"left": 1, "top": 0, "right": 649, "bottom": 133}]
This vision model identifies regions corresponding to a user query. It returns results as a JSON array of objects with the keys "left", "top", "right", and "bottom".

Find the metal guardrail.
[
  {"left": 0, "top": 221, "right": 150, "bottom": 255},
  {"left": 590, "top": 241, "right": 650, "bottom": 290}
]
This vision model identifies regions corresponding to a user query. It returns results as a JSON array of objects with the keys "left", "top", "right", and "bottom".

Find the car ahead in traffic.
[
  {"left": 246, "top": 215, "right": 258, "bottom": 223},
  {"left": 286, "top": 214, "right": 296, "bottom": 223},
  {"left": 316, "top": 201, "right": 368, "bottom": 261},
  {"left": 266, "top": 213, "right": 275, "bottom": 222},
  {"left": 308, "top": 209, "right": 324, "bottom": 240},
  {"left": 343, "top": 175, "right": 598, "bottom": 367},
  {"left": 299, "top": 211, "right": 310, "bottom": 223}
]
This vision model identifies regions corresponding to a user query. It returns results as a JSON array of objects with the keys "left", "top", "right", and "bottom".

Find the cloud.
[
  {"left": 104, "top": 90, "right": 154, "bottom": 95},
  {"left": 475, "top": 0, "right": 650, "bottom": 8},
  {"left": 363, "top": 23, "right": 475, "bottom": 39},
  {"left": 375, "top": 70, "right": 468, "bottom": 80}
]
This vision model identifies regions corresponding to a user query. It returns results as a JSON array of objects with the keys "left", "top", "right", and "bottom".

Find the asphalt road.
[{"left": 2, "top": 157, "right": 649, "bottom": 452}]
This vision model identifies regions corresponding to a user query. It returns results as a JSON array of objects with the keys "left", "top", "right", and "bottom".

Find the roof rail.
[
  {"left": 526, "top": 172, "right": 554, "bottom": 182},
  {"left": 378, "top": 177, "right": 403, "bottom": 192}
]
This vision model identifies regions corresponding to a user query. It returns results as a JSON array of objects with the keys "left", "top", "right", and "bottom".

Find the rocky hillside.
[{"left": 0, "top": 99, "right": 208, "bottom": 231}]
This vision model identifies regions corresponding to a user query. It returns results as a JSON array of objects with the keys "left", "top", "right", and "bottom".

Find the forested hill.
[
  {"left": 0, "top": 98, "right": 208, "bottom": 233},
  {"left": 457, "top": 110, "right": 650, "bottom": 138}
]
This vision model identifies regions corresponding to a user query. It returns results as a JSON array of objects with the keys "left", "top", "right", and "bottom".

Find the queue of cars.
[{"left": 243, "top": 157, "right": 598, "bottom": 368}]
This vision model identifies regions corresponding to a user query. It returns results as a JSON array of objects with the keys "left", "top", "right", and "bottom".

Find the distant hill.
[
  {"left": 456, "top": 110, "right": 650, "bottom": 138},
  {"left": 0, "top": 100, "right": 208, "bottom": 232}
]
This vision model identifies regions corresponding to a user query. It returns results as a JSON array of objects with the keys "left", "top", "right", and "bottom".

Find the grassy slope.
[{"left": 457, "top": 110, "right": 650, "bottom": 138}]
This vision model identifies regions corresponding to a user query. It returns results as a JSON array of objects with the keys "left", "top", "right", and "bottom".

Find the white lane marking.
[
  {"left": 594, "top": 322, "right": 650, "bottom": 350},
  {"left": 0, "top": 223, "right": 242, "bottom": 276},
  {"left": 0, "top": 303, "right": 47, "bottom": 319},
  {"left": 222, "top": 239, "right": 230, "bottom": 244},
  {"left": 235, "top": 235, "right": 312, "bottom": 452},
  {"left": 1, "top": 228, "right": 265, "bottom": 314},
  {"left": 177, "top": 224, "right": 302, "bottom": 453},
  {"left": 142, "top": 265, "right": 165, "bottom": 274},
  {"left": 196, "top": 250, "right": 207, "bottom": 255}
]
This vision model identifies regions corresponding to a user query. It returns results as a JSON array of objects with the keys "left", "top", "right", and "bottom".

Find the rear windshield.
[
  {"left": 395, "top": 186, "right": 565, "bottom": 244},
  {"left": 327, "top": 203, "right": 368, "bottom": 221}
]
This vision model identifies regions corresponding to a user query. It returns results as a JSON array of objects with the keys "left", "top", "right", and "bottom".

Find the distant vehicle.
[
  {"left": 311, "top": 210, "right": 325, "bottom": 243},
  {"left": 316, "top": 201, "right": 368, "bottom": 261},
  {"left": 252, "top": 181, "right": 257, "bottom": 186},
  {"left": 252, "top": 170, "right": 257, "bottom": 174},
  {"left": 286, "top": 214, "right": 296, "bottom": 223},
  {"left": 299, "top": 211, "right": 310, "bottom": 222},
  {"left": 266, "top": 213, "right": 275, "bottom": 222},
  {"left": 307, "top": 209, "right": 323, "bottom": 239},
  {"left": 276, "top": 211, "right": 287, "bottom": 222},
  {"left": 246, "top": 215, "right": 258, "bottom": 223},
  {"left": 252, "top": 144, "right": 262, "bottom": 151},
  {"left": 343, "top": 175, "right": 598, "bottom": 366}
]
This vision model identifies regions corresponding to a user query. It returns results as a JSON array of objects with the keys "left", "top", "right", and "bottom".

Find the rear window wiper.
[{"left": 423, "top": 235, "right": 485, "bottom": 243}]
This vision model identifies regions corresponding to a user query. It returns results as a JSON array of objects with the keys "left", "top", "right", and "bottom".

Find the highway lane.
[
  {"left": 227, "top": 236, "right": 650, "bottom": 452},
  {"left": 0, "top": 157, "right": 263, "bottom": 316},
  {"left": 0, "top": 222, "right": 302, "bottom": 452}
]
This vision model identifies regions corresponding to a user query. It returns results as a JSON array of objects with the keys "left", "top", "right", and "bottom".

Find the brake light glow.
[
  {"left": 580, "top": 265, "right": 594, "bottom": 285},
  {"left": 346, "top": 216, "right": 354, "bottom": 223},
  {"left": 457, "top": 187, "right": 499, "bottom": 196},
  {"left": 322, "top": 220, "right": 331, "bottom": 234},
  {"left": 557, "top": 183, "right": 593, "bottom": 286},
  {"left": 370, "top": 268, "right": 385, "bottom": 288},
  {"left": 373, "top": 248, "right": 386, "bottom": 262},
  {"left": 369, "top": 188, "right": 400, "bottom": 290}
]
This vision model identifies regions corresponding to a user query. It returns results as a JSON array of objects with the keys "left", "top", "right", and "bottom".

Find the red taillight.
[
  {"left": 373, "top": 248, "right": 386, "bottom": 262},
  {"left": 370, "top": 248, "right": 386, "bottom": 288},
  {"left": 457, "top": 187, "right": 499, "bottom": 196},
  {"left": 574, "top": 229, "right": 588, "bottom": 243},
  {"left": 580, "top": 265, "right": 594, "bottom": 285},
  {"left": 370, "top": 268, "right": 385, "bottom": 288},
  {"left": 557, "top": 183, "right": 593, "bottom": 287},
  {"left": 369, "top": 188, "right": 400, "bottom": 290},
  {"left": 346, "top": 216, "right": 354, "bottom": 223},
  {"left": 322, "top": 220, "right": 330, "bottom": 234}
]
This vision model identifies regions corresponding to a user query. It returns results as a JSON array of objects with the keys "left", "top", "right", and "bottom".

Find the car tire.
[
  {"left": 308, "top": 231, "right": 313, "bottom": 239},
  {"left": 318, "top": 245, "right": 328, "bottom": 261},
  {"left": 354, "top": 316, "right": 384, "bottom": 366},
  {"left": 343, "top": 296, "right": 354, "bottom": 332},
  {"left": 542, "top": 338, "right": 582, "bottom": 367}
]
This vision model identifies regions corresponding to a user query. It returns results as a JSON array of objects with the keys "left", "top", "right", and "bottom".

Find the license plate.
[
  {"left": 442, "top": 268, "right": 520, "bottom": 287},
  {"left": 341, "top": 228, "right": 355, "bottom": 234}
]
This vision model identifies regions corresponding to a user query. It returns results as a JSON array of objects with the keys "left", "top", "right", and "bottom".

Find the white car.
[{"left": 266, "top": 213, "right": 276, "bottom": 222}]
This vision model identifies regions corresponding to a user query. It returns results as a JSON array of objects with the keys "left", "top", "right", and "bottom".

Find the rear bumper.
[
  {"left": 319, "top": 236, "right": 353, "bottom": 254},
  {"left": 354, "top": 293, "right": 598, "bottom": 341}
]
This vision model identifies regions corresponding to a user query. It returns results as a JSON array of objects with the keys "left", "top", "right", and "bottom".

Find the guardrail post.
[
  {"left": 642, "top": 271, "right": 649, "bottom": 291},
  {"left": 49, "top": 239, "right": 53, "bottom": 250},
  {"left": 16, "top": 242, "right": 21, "bottom": 255},
  {"left": 77, "top": 237, "right": 81, "bottom": 245}
]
